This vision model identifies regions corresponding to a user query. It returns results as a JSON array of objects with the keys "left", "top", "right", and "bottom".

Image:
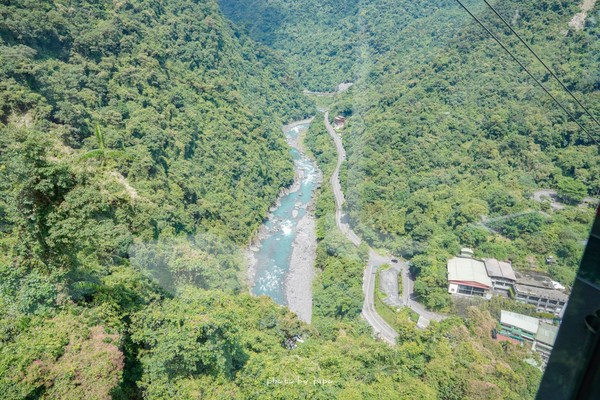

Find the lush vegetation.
[
  {"left": 302, "top": 114, "right": 543, "bottom": 399},
  {"left": 1, "top": 0, "right": 594, "bottom": 398},
  {"left": 333, "top": 0, "right": 599, "bottom": 310},
  {"left": 217, "top": 0, "right": 361, "bottom": 91},
  {"left": 225, "top": 0, "right": 598, "bottom": 309},
  {"left": 0, "top": 0, "right": 314, "bottom": 397},
  {"left": 303, "top": 113, "right": 369, "bottom": 323}
]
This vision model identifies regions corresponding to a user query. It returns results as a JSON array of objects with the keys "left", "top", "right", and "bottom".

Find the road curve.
[
  {"left": 364, "top": 250, "right": 400, "bottom": 344},
  {"left": 324, "top": 112, "right": 398, "bottom": 345},
  {"left": 325, "top": 112, "right": 362, "bottom": 246},
  {"left": 324, "top": 112, "right": 445, "bottom": 341}
]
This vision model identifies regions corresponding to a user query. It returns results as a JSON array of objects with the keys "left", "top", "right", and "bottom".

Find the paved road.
[
  {"left": 364, "top": 250, "right": 400, "bottom": 344},
  {"left": 325, "top": 112, "right": 362, "bottom": 247},
  {"left": 324, "top": 112, "right": 445, "bottom": 342},
  {"left": 324, "top": 112, "right": 397, "bottom": 344},
  {"left": 395, "top": 259, "right": 445, "bottom": 324}
]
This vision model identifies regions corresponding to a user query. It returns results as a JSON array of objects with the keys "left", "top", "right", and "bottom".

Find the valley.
[
  {"left": 0, "top": 0, "right": 598, "bottom": 398},
  {"left": 249, "top": 120, "right": 320, "bottom": 323}
]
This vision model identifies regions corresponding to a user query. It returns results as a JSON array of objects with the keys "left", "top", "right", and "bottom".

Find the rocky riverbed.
[{"left": 247, "top": 119, "right": 320, "bottom": 323}]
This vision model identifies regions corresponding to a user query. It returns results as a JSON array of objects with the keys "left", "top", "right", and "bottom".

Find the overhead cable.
[
  {"left": 482, "top": 0, "right": 600, "bottom": 132},
  {"left": 454, "top": 0, "right": 598, "bottom": 145}
]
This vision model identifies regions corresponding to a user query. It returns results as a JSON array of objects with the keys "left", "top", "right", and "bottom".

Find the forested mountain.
[
  {"left": 218, "top": 0, "right": 361, "bottom": 91},
  {"left": 0, "top": 0, "right": 315, "bottom": 396},
  {"left": 0, "top": 0, "right": 315, "bottom": 296},
  {"left": 0, "top": 0, "right": 595, "bottom": 398},
  {"left": 222, "top": 0, "right": 599, "bottom": 308},
  {"left": 336, "top": 0, "right": 599, "bottom": 310},
  {"left": 217, "top": 0, "right": 478, "bottom": 91}
]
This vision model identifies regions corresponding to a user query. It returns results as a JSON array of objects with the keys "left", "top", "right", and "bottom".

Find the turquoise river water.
[{"left": 251, "top": 122, "right": 318, "bottom": 305}]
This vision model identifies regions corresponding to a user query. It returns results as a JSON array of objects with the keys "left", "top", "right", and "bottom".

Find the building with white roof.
[
  {"left": 446, "top": 250, "right": 568, "bottom": 311},
  {"left": 533, "top": 322, "right": 559, "bottom": 364},
  {"left": 497, "top": 311, "right": 560, "bottom": 366},
  {"left": 447, "top": 253, "right": 493, "bottom": 299},
  {"left": 499, "top": 310, "right": 540, "bottom": 342}
]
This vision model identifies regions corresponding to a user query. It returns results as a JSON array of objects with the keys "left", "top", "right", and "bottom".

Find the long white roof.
[
  {"left": 500, "top": 310, "right": 540, "bottom": 334},
  {"left": 447, "top": 256, "right": 492, "bottom": 288}
]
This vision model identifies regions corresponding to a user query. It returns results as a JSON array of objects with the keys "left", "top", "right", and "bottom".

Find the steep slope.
[
  {"left": 0, "top": 0, "right": 593, "bottom": 398},
  {"left": 0, "top": 0, "right": 313, "bottom": 396},
  {"left": 220, "top": 0, "right": 599, "bottom": 308},
  {"left": 0, "top": 0, "right": 313, "bottom": 289},
  {"left": 334, "top": 0, "right": 599, "bottom": 308},
  {"left": 217, "top": 0, "right": 478, "bottom": 91},
  {"left": 217, "top": 0, "right": 360, "bottom": 91}
]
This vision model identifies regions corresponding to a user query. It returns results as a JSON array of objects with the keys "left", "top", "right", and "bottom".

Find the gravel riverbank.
[
  {"left": 284, "top": 118, "right": 320, "bottom": 323},
  {"left": 285, "top": 213, "right": 316, "bottom": 323}
]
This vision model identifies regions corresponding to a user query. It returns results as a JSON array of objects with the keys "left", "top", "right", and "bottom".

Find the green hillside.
[
  {"left": 1, "top": 0, "right": 596, "bottom": 398},
  {"left": 0, "top": 0, "right": 314, "bottom": 396},
  {"left": 334, "top": 0, "right": 599, "bottom": 309},
  {"left": 217, "top": 0, "right": 481, "bottom": 91},
  {"left": 221, "top": 0, "right": 599, "bottom": 308},
  {"left": 0, "top": 0, "right": 313, "bottom": 292},
  {"left": 218, "top": 0, "right": 361, "bottom": 91}
]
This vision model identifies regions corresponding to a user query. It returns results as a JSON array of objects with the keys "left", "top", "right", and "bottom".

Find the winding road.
[
  {"left": 324, "top": 112, "right": 445, "bottom": 344},
  {"left": 326, "top": 112, "right": 362, "bottom": 247}
]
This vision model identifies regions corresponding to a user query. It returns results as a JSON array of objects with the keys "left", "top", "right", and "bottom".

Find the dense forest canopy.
[
  {"left": 335, "top": 0, "right": 599, "bottom": 309},
  {"left": 217, "top": 0, "right": 483, "bottom": 91},
  {"left": 0, "top": 0, "right": 314, "bottom": 396},
  {"left": 221, "top": 0, "right": 599, "bottom": 308},
  {"left": 0, "top": 0, "right": 597, "bottom": 398},
  {"left": 0, "top": 0, "right": 314, "bottom": 296}
]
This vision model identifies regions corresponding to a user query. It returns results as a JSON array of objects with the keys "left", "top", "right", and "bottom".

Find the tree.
[
  {"left": 80, "top": 125, "right": 127, "bottom": 167},
  {"left": 556, "top": 176, "right": 587, "bottom": 204}
]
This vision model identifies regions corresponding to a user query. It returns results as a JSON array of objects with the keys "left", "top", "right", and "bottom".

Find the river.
[{"left": 249, "top": 120, "right": 319, "bottom": 322}]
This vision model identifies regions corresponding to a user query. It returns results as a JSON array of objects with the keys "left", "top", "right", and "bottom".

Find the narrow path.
[
  {"left": 303, "top": 90, "right": 335, "bottom": 97},
  {"left": 303, "top": 82, "right": 354, "bottom": 97},
  {"left": 324, "top": 112, "right": 445, "bottom": 343},
  {"left": 476, "top": 209, "right": 546, "bottom": 235}
]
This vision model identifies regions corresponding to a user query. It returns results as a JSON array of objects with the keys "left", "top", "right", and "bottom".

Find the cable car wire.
[
  {"left": 482, "top": 0, "right": 600, "bottom": 132},
  {"left": 454, "top": 0, "right": 598, "bottom": 145}
]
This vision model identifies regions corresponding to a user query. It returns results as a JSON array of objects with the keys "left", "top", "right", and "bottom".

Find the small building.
[
  {"left": 334, "top": 115, "right": 346, "bottom": 127},
  {"left": 447, "top": 253, "right": 493, "bottom": 299},
  {"left": 499, "top": 310, "right": 540, "bottom": 343},
  {"left": 460, "top": 247, "right": 474, "bottom": 258},
  {"left": 483, "top": 258, "right": 516, "bottom": 293},
  {"left": 533, "top": 322, "right": 559, "bottom": 364},
  {"left": 513, "top": 272, "right": 569, "bottom": 314}
]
